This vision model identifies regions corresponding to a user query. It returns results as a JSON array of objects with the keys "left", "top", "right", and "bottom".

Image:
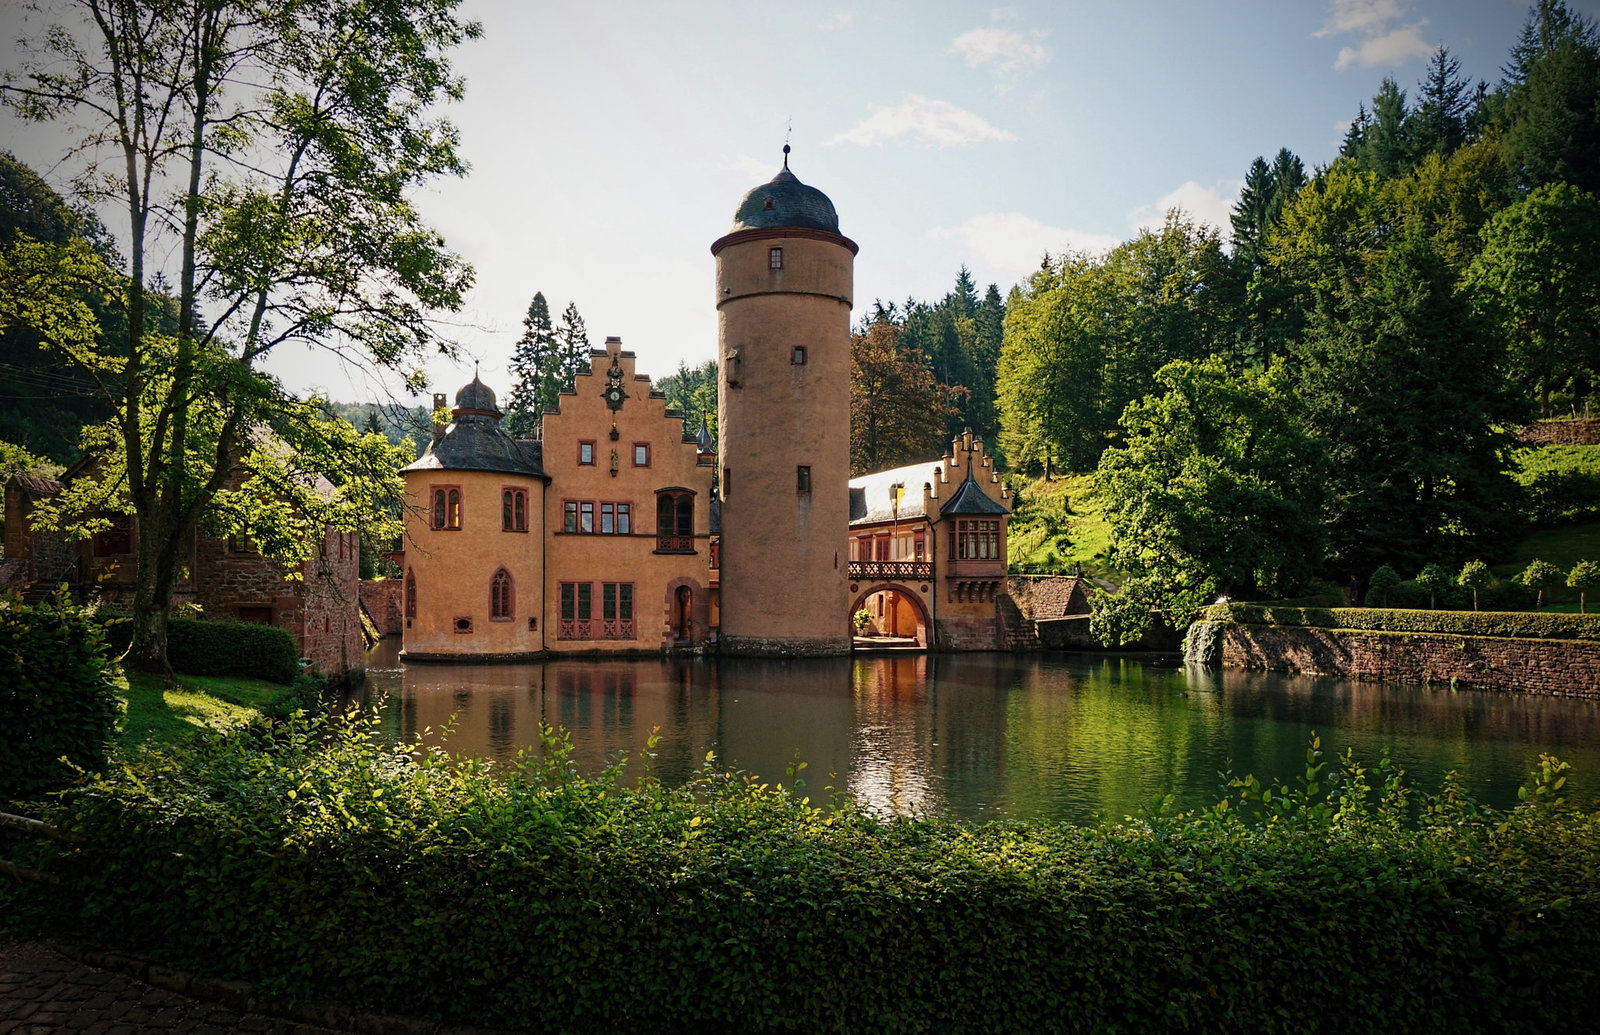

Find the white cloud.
[
  {"left": 817, "top": 12, "right": 854, "bottom": 31},
  {"left": 930, "top": 212, "right": 1119, "bottom": 282},
  {"left": 1127, "top": 180, "right": 1241, "bottom": 241},
  {"left": 827, "top": 95, "right": 1016, "bottom": 148},
  {"left": 1315, "top": 0, "right": 1404, "bottom": 37},
  {"left": 988, "top": 6, "right": 1019, "bottom": 21},
  {"left": 729, "top": 153, "right": 777, "bottom": 183},
  {"left": 952, "top": 27, "right": 1049, "bottom": 78},
  {"left": 1333, "top": 22, "right": 1432, "bottom": 69}
]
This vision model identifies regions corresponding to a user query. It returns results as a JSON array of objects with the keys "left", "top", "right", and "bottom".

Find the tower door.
[{"left": 675, "top": 586, "right": 693, "bottom": 641}]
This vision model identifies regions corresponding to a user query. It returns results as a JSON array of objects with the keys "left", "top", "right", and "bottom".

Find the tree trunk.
[{"left": 123, "top": 507, "right": 179, "bottom": 677}]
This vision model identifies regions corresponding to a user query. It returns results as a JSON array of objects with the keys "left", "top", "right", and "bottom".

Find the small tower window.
[
  {"left": 404, "top": 569, "right": 417, "bottom": 619},
  {"left": 763, "top": 196, "right": 775, "bottom": 210},
  {"left": 769, "top": 247, "right": 783, "bottom": 270},
  {"left": 792, "top": 346, "right": 806, "bottom": 365},
  {"left": 797, "top": 465, "right": 811, "bottom": 493}
]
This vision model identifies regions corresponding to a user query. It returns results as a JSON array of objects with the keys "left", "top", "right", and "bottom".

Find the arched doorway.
[{"left": 849, "top": 582, "right": 931, "bottom": 647}]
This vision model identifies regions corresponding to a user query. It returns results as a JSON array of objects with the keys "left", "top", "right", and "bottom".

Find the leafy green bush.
[
  {"left": 1514, "top": 445, "right": 1600, "bottom": 525},
  {"left": 101, "top": 615, "right": 300, "bottom": 685},
  {"left": 0, "top": 592, "right": 120, "bottom": 801},
  {"left": 1202, "top": 602, "right": 1600, "bottom": 641},
  {"left": 12, "top": 721, "right": 1600, "bottom": 1033}
]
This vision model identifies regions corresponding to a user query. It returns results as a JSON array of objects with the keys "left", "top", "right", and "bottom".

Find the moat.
[{"left": 361, "top": 641, "right": 1600, "bottom": 824}]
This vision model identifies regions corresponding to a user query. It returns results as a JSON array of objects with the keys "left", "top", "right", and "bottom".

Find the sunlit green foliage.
[{"left": 1094, "top": 357, "right": 1324, "bottom": 643}]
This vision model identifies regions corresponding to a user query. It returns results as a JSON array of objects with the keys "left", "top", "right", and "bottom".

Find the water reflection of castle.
[{"left": 377, "top": 648, "right": 1021, "bottom": 814}]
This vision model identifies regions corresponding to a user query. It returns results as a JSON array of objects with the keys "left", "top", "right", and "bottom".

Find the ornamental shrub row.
[
  {"left": 0, "top": 592, "right": 120, "bottom": 801},
  {"left": 1202, "top": 602, "right": 1600, "bottom": 642},
  {"left": 10, "top": 719, "right": 1599, "bottom": 1034},
  {"left": 100, "top": 614, "right": 300, "bottom": 684}
]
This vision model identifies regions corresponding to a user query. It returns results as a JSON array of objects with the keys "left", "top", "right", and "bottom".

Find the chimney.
[{"left": 432, "top": 392, "right": 447, "bottom": 446}]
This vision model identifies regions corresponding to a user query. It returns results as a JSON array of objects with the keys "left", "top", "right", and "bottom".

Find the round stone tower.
[{"left": 712, "top": 148, "right": 856, "bottom": 656}]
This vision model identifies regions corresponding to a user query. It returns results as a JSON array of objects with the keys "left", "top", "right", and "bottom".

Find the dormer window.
[
  {"left": 763, "top": 196, "right": 775, "bottom": 210},
  {"left": 769, "top": 247, "right": 783, "bottom": 270}
]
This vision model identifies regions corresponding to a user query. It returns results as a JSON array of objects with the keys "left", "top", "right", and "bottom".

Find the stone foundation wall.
[
  {"left": 361, "top": 579, "right": 403, "bottom": 637},
  {"left": 720, "top": 635, "right": 852, "bottom": 658},
  {"left": 1517, "top": 419, "right": 1600, "bottom": 446},
  {"left": 1215, "top": 622, "right": 1600, "bottom": 697},
  {"left": 935, "top": 616, "right": 999, "bottom": 651}
]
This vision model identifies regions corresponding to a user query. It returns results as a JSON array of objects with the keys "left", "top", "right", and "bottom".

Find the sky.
[{"left": 5, "top": 0, "right": 1599, "bottom": 404}]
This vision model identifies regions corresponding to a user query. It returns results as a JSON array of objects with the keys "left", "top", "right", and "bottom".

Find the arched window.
[
  {"left": 514, "top": 491, "right": 525, "bottom": 530},
  {"left": 405, "top": 569, "right": 417, "bottom": 619},
  {"left": 432, "top": 486, "right": 462, "bottom": 530},
  {"left": 490, "top": 568, "right": 513, "bottom": 620}
]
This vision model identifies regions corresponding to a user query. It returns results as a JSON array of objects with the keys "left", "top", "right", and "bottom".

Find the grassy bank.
[{"left": 116, "top": 671, "right": 312, "bottom": 749}]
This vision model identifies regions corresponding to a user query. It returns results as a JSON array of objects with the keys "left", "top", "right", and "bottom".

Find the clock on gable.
[{"left": 603, "top": 357, "right": 628, "bottom": 411}]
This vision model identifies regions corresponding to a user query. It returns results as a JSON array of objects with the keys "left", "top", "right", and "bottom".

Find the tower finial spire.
[
  {"left": 784, "top": 117, "right": 792, "bottom": 169},
  {"left": 782, "top": 143, "right": 790, "bottom": 170}
]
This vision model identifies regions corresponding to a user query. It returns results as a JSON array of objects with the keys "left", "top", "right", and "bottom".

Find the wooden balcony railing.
[{"left": 848, "top": 560, "right": 934, "bottom": 582}]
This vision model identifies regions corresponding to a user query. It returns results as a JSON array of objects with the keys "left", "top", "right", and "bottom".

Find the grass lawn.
[
  {"left": 117, "top": 671, "right": 297, "bottom": 749},
  {"left": 1007, "top": 473, "right": 1122, "bottom": 584}
]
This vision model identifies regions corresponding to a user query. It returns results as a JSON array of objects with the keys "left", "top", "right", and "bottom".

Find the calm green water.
[{"left": 362, "top": 641, "right": 1600, "bottom": 825}]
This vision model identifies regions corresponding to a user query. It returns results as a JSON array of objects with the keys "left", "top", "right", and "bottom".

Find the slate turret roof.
[
  {"left": 401, "top": 378, "right": 547, "bottom": 480},
  {"left": 730, "top": 149, "right": 841, "bottom": 234},
  {"left": 940, "top": 470, "right": 1010, "bottom": 516}
]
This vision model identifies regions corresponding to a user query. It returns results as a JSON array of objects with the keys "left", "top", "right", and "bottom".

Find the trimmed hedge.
[
  {"left": 10, "top": 720, "right": 1600, "bottom": 1033},
  {"left": 0, "top": 593, "right": 120, "bottom": 801},
  {"left": 1203, "top": 602, "right": 1600, "bottom": 642},
  {"left": 101, "top": 615, "right": 301, "bottom": 684}
]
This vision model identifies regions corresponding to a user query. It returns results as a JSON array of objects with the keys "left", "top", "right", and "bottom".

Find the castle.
[{"left": 397, "top": 154, "right": 1019, "bottom": 659}]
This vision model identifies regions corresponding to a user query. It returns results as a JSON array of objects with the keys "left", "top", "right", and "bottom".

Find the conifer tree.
[
  {"left": 504, "top": 292, "right": 558, "bottom": 438},
  {"left": 1408, "top": 46, "right": 1474, "bottom": 161},
  {"left": 555, "top": 300, "right": 592, "bottom": 391}
]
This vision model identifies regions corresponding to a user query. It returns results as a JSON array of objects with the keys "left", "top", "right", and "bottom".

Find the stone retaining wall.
[
  {"left": 360, "top": 579, "right": 403, "bottom": 637},
  {"left": 1211, "top": 622, "right": 1600, "bottom": 697},
  {"left": 1517, "top": 419, "right": 1600, "bottom": 446}
]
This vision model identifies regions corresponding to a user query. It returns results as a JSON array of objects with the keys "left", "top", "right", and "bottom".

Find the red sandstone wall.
[
  {"left": 1219, "top": 624, "right": 1600, "bottom": 697},
  {"left": 361, "top": 579, "right": 403, "bottom": 637}
]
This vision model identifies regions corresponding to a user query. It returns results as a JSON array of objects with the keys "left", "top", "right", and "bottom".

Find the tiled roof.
[{"left": 848, "top": 458, "right": 945, "bottom": 525}]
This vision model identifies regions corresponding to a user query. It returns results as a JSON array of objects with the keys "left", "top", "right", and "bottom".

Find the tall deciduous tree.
[
  {"left": 1464, "top": 182, "right": 1600, "bottom": 416},
  {"left": 1094, "top": 356, "right": 1326, "bottom": 644},
  {"left": 0, "top": 0, "right": 477, "bottom": 673},
  {"left": 656, "top": 358, "right": 717, "bottom": 439},
  {"left": 850, "top": 318, "right": 951, "bottom": 476}
]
